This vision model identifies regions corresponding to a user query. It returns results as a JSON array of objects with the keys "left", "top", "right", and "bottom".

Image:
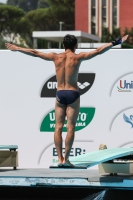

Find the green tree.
[
  {"left": 101, "top": 27, "right": 111, "bottom": 42},
  {"left": 24, "top": 0, "right": 75, "bottom": 31},
  {"left": 0, "top": 5, "right": 25, "bottom": 42},
  {"left": 24, "top": 8, "right": 58, "bottom": 31},
  {"left": 45, "top": 0, "right": 75, "bottom": 30},
  {"left": 37, "top": 0, "right": 49, "bottom": 8},
  {"left": 16, "top": 17, "right": 33, "bottom": 47},
  {"left": 5, "top": 0, "right": 75, "bottom": 48},
  {"left": 7, "top": 0, "right": 38, "bottom": 12},
  {"left": 111, "top": 27, "right": 121, "bottom": 40},
  {"left": 6, "top": 0, "right": 17, "bottom": 6}
]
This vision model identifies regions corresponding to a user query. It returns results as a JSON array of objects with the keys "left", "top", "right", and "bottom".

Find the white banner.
[{"left": 0, "top": 49, "right": 133, "bottom": 168}]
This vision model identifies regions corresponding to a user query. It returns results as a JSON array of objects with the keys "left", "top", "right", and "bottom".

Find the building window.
[
  {"left": 112, "top": 0, "right": 117, "bottom": 28},
  {"left": 102, "top": 0, "right": 107, "bottom": 27},
  {"left": 91, "top": 0, "right": 96, "bottom": 34}
]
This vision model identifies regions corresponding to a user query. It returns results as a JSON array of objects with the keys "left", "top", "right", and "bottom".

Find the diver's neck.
[{"left": 65, "top": 49, "right": 75, "bottom": 53}]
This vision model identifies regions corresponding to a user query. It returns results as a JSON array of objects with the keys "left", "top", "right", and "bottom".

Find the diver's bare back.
[{"left": 54, "top": 51, "right": 80, "bottom": 91}]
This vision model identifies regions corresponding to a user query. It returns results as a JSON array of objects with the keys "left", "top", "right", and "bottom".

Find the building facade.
[{"left": 75, "top": 0, "right": 133, "bottom": 37}]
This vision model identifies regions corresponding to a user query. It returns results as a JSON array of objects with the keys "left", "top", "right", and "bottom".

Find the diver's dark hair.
[{"left": 63, "top": 34, "right": 77, "bottom": 50}]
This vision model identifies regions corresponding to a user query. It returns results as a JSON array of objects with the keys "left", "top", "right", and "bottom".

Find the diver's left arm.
[{"left": 77, "top": 35, "right": 128, "bottom": 61}]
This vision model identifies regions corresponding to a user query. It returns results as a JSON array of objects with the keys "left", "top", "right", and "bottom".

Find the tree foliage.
[
  {"left": 7, "top": 0, "right": 38, "bottom": 12},
  {"left": 4, "top": 0, "right": 75, "bottom": 47},
  {"left": 101, "top": 28, "right": 111, "bottom": 42},
  {"left": 25, "top": 8, "right": 58, "bottom": 31},
  {"left": 0, "top": 5, "right": 25, "bottom": 42},
  {"left": 45, "top": 0, "right": 75, "bottom": 30},
  {"left": 6, "top": 0, "right": 74, "bottom": 30},
  {"left": 16, "top": 17, "right": 32, "bottom": 47},
  {"left": 19, "top": 0, "right": 75, "bottom": 46},
  {"left": 37, "top": 0, "right": 49, "bottom": 8}
]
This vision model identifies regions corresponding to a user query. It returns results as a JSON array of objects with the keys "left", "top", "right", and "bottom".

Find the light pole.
[{"left": 59, "top": 21, "right": 64, "bottom": 49}]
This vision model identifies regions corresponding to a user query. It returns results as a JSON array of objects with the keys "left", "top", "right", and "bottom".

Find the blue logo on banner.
[{"left": 123, "top": 113, "right": 133, "bottom": 128}]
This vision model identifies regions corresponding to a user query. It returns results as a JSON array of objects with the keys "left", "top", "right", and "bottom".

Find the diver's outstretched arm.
[
  {"left": 77, "top": 35, "right": 128, "bottom": 61},
  {"left": 5, "top": 43, "right": 56, "bottom": 61}
]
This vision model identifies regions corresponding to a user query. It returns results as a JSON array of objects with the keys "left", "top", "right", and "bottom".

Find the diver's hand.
[
  {"left": 121, "top": 35, "right": 128, "bottom": 43},
  {"left": 5, "top": 43, "right": 19, "bottom": 51}
]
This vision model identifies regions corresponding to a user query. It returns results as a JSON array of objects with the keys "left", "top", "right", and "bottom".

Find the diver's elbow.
[
  {"left": 31, "top": 50, "right": 38, "bottom": 57},
  {"left": 96, "top": 48, "right": 101, "bottom": 55}
]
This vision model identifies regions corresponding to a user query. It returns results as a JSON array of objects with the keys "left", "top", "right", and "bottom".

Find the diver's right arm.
[{"left": 5, "top": 43, "right": 56, "bottom": 61}]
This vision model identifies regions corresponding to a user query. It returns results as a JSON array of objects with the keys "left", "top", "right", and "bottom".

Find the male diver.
[{"left": 6, "top": 34, "right": 128, "bottom": 167}]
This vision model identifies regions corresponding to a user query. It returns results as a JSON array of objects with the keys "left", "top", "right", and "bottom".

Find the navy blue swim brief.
[{"left": 56, "top": 90, "right": 80, "bottom": 105}]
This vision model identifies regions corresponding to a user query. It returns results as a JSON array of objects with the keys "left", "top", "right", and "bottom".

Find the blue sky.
[{"left": 0, "top": 0, "right": 7, "bottom": 3}]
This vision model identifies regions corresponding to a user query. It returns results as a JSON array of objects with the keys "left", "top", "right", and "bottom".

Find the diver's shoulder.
[{"left": 56, "top": 52, "right": 66, "bottom": 57}]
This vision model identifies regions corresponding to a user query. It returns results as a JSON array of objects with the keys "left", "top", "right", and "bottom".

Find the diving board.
[
  {"left": 0, "top": 145, "right": 18, "bottom": 151},
  {"left": 69, "top": 148, "right": 133, "bottom": 168},
  {"left": 70, "top": 147, "right": 133, "bottom": 174},
  {"left": 50, "top": 148, "right": 133, "bottom": 174},
  {"left": 0, "top": 145, "right": 18, "bottom": 169}
]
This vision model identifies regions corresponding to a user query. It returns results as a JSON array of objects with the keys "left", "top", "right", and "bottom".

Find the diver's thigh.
[
  {"left": 66, "top": 98, "right": 80, "bottom": 125},
  {"left": 55, "top": 100, "right": 66, "bottom": 126}
]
